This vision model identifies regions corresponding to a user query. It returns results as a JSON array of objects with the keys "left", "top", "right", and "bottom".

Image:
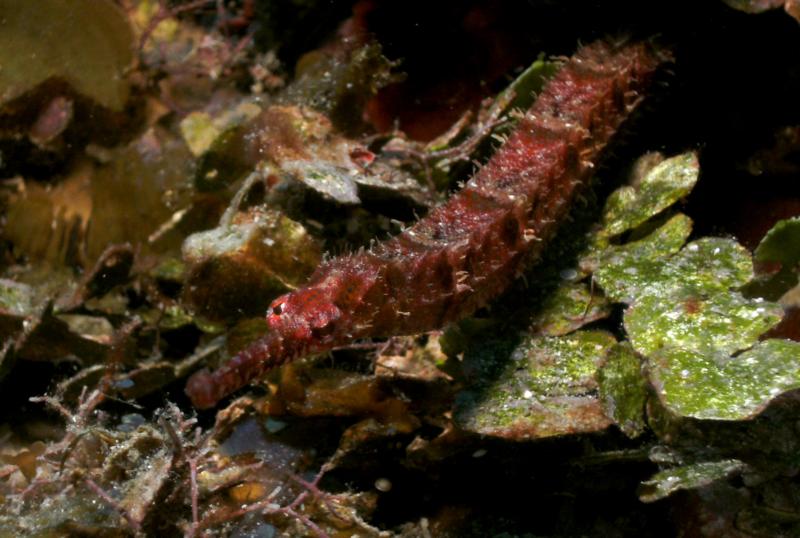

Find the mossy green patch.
[
  {"left": 648, "top": 339, "right": 800, "bottom": 420},
  {"left": 582, "top": 212, "right": 693, "bottom": 275},
  {"left": 595, "top": 237, "right": 754, "bottom": 304},
  {"left": 528, "top": 281, "right": 611, "bottom": 336},
  {"left": 517, "top": 331, "right": 617, "bottom": 396},
  {"left": 454, "top": 331, "right": 616, "bottom": 440},
  {"left": 625, "top": 291, "right": 783, "bottom": 357}
]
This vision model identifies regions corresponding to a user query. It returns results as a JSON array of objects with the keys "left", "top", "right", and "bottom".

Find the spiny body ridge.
[{"left": 186, "top": 39, "right": 670, "bottom": 409}]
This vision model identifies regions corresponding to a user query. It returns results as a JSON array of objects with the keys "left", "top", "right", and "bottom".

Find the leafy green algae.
[
  {"left": 648, "top": 339, "right": 800, "bottom": 420},
  {"left": 517, "top": 331, "right": 617, "bottom": 395},
  {"left": 754, "top": 216, "right": 800, "bottom": 267},
  {"left": 454, "top": 331, "right": 616, "bottom": 439},
  {"left": 598, "top": 152, "right": 699, "bottom": 240},
  {"left": 581, "top": 212, "right": 693, "bottom": 275},
  {"left": 528, "top": 281, "right": 611, "bottom": 337},
  {"left": 744, "top": 217, "right": 800, "bottom": 301},
  {"left": 639, "top": 459, "right": 746, "bottom": 503},
  {"left": 591, "top": 165, "right": 791, "bottom": 422},
  {"left": 625, "top": 291, "right": 782, "bottom": 357},
  {"left": 597, "top": 342, "right": 648, "bottom": 438},
  {"left": 594, "top": 237, "right": 755, "bottom": 305},
  {"left": 459, "top": 150, "right": 797, "bottom": 442}
]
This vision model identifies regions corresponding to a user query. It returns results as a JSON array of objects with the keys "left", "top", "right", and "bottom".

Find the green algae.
[
  {"left": 639, "top": 459, "right": 746, "bottom": 503},
  {"left": 625, "top": 291, "right": 783, "bottom": 357},
  {"left": 518, "top": 331, "right": 617, "bottom": 396},
  {"left": 528, "top": 280, "right": 611, "bottom": 336},
  {"left": 648, "top": 339, "right": 800, "bottom": 420},
  {"left": 582, "top": 212, "right": 693, "bottom": 275},
  {"left": 454, "top": 331, "right": 616, "bottom": 440},
  {"left": 741, "top": 214, "right": 800, "bottom": 302},
  {"left": 597, "top": 342, "right": 648, "bottom": 438},
  {"left": 455, "top": 149, "right": 798, "bottom": 437},
  {"left": 598, "top": 152, "right": 699, "bottom": 240},
  {"left": 490, "top": 53, "right": 559, "bottom": 118},
  {"left": 583, "top": 157, "right": 799, "bottom": 424},
  {"left": 754, "top": 217, "right": 800, "bottom": 267},
  {"left": 595, "top": 237, "right": 754, "bottom": 305}
]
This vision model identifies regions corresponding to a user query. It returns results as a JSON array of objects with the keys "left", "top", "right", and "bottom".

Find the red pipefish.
[{"left": 186, "top": 39, "right": 670, "bottom": 409}]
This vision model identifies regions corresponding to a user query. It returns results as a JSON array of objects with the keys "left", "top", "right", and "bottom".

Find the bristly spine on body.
[{"left": 186, "top": 38, "right": 672, "bottom": 409}]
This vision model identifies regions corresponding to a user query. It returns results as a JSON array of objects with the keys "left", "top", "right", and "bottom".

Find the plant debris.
[{"left": 639, "top": 459, "right": 747, "bottom": 503}]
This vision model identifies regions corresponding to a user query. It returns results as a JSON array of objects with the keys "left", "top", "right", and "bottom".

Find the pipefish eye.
[{"left": 268, "top": 297, "right": 288, "bottom": 318}]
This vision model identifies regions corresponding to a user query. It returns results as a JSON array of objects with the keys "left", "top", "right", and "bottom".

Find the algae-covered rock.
[
  {"left": 455, "top": 331, "right": 616, "bottom": 440},
  {"left": 182, "top": 207, "right": 322, "bottom": 320},
  {"left": 284, "top": 41, "right": 395, "bottom": 133}
]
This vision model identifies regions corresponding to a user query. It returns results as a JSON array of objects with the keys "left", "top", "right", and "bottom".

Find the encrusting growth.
[{"left": 186, "top": 38, "right": 671, "bottom": 409}]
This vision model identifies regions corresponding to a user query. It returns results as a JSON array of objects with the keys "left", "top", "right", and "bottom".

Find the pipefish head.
[{"left": 266, "top": 284, "right": 344, "bottom": 351}]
